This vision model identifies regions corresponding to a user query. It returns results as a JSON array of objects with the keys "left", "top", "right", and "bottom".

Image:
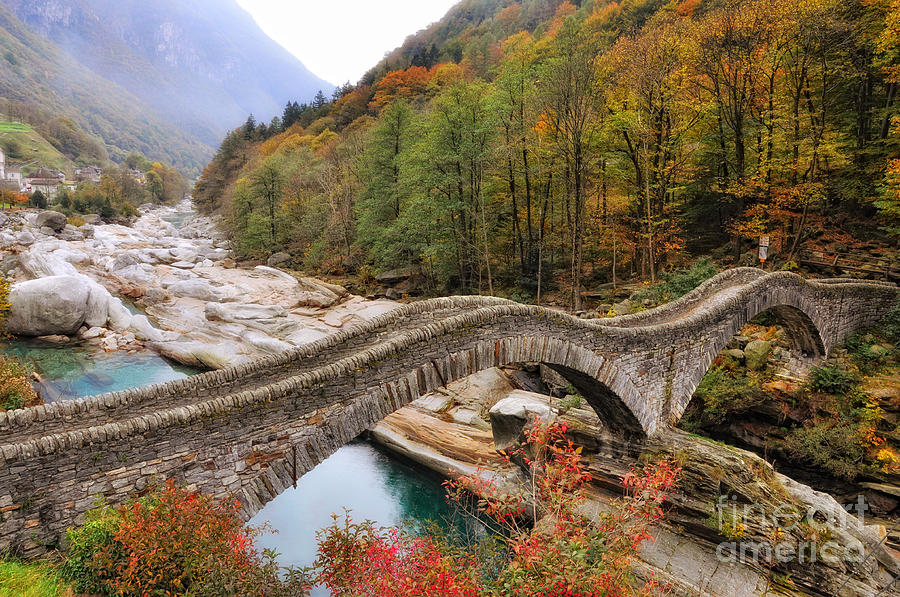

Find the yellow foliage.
[
  {"left": 876, "top": 447, "right": 900, "bottom": 473},
  {"left": 0, "top": 356, "right": 38, "bottom": 411}
]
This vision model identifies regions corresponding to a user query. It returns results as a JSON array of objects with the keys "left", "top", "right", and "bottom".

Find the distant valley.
[{"left": 0, "top": 0, "right": 333, "bottom": 173}]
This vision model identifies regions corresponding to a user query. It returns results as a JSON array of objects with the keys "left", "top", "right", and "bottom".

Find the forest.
[{"left": 194, "top": 0, "right": 900, "bottom": 309}]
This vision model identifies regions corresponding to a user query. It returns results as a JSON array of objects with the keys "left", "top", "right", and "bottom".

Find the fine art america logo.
[{"left": 713, "top": 494, "right": 877, "bottom": 566}]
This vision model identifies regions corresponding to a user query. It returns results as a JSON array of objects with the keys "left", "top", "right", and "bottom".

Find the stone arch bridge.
[{"left": 0, "top": 269, "right": 896, "bottom": 555}]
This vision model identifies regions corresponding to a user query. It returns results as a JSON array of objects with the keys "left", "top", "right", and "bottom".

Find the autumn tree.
[{"left": 538, "top": 13, "right": 600, "bottom": 309}]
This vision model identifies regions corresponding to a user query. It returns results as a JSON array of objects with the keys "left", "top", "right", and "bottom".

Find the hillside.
[
  {"left": 196, "top": 0, "right": 900, "bottom": 302},
  {"left": 0, "top": 121, "right": 73, "bottom": 174},
  {"left": 0, "top": 3, "right": 210, "bottom": 171},
  {"left": 362, "top": 0, "right": 563, "bottom": 84},
  {"left": 5, "top": 0, "right": 334, "bottom": 148}
]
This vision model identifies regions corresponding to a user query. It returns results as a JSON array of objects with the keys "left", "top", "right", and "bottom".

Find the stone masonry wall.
[{"left": 0, "top": 271, "right": 895, "bottom": 556}]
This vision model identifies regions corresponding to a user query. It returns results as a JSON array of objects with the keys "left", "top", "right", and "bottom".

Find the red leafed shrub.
[
  {"left": 316, "top": 515, "right": 481, "bottom": 597},
  {"left": 63, "top": 480, "right": 309, "bottom": 596},
  {"left": 315, "top": 421, "right": 681, "bottom": 597}
]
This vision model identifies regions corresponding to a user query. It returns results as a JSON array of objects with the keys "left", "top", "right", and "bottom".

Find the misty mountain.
[{"left": 1, "top": 0, "right": 332, "bottom": 166}]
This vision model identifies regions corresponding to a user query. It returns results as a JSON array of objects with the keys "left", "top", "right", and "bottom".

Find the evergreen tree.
[
  {"left": 242, "top": 114, "right": 257, "bottom": 140},
  {"left": 313, "top": 90, "right": 327, "bottom": 110}
]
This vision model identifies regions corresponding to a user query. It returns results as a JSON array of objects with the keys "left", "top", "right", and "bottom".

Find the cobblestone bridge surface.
[{"left": 0, "top": 268, "right": 896, "bottom": 555}]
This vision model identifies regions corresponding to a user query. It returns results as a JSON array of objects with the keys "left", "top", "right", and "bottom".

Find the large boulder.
[
  {"left": 7, "top": 275, "right": 91, "bottom": 336},
  {"left": 34, "top": 210, "right": 67, "bottom": 233},
  {"left": 489, "top": 391, "right": 556, "bottom": 451},
  {"left": 744, "top": 340, "right": 772, "bottom": 371},
  {"left": 375, "top": 266, "right": 418, "bottom": 284}
]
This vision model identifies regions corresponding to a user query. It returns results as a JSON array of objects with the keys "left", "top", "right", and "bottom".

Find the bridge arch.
[
  {"left": 669, "top": 288, "right": 830, "bottom": 425},
  {"left": 0, "top": 271, "right": 896, "bottom": 556},
  {"left": 232, "top": 335, "right": 645, "bottom": 519}
]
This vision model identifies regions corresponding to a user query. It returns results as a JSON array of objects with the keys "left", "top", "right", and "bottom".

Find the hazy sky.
[{"left": 236, "top": 0, "right": 460, "bottom": 86}]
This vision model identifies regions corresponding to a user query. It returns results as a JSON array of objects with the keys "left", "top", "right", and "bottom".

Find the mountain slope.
[
  {"left": 0, "top": 3, "right": 210, "bottom": 170},
  {"left": 6, "top": 0, "right": 334, "bottom": 146}
]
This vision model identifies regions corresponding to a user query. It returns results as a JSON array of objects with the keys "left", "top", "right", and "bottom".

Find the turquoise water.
[
  {"left": 250, "top": 441, "right": 481, "bottom": 595},
  {"left": 3, "top": 339, "right": 197, "bottom": 401},
  {"left": 6, "top": 336, "right": 469, "bottom": 595}
]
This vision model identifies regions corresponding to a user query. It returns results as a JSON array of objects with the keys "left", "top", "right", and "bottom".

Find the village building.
[
  {"left": 24, "top": 167, "right": 73, "bottom": 199},
  {"left": 0, "top": 148, "right": 23, "bottom": 189},
  {"left": 74, "top": 165, "right": 102, "bottom": 183}
]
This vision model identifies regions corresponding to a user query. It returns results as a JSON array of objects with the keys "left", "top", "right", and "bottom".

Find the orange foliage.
[
  {"left": 496, "top": 4, "right": 522, "bottom": 30},
  {"left": 371, "top": 66, "right": 434, "bottom": 110},
  {"left": 331, "top": 85, "right": 371, "bottom": 127},
  {"left": 676, "top": 0, "right": 702, "bottom": 17}
]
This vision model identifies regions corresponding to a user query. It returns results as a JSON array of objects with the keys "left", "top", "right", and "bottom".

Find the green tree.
[
  {"left": 356, "top": 100, "right": 415, "bottom": 268},
  {"left": 29, "top": 189, "right": 47, "bottom": 209},
  {"left": 250, "top": 159, "right": 286, "bottom": 249}
]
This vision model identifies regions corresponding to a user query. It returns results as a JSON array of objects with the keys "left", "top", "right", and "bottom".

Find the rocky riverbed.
[{"left": 0, "top": 202, "right": 398, "bottom": 369}]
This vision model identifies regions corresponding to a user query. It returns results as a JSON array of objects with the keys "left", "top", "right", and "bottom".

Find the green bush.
[
  {"left": 692, "top": 366, "right": 766, "bottom": 423},
  {"left": 807, "top": 366, "right": 855, "bottom": 395},
  {"left": 61, "top": 502, "right": 122, "bottom": 595},
  {"left": 631, "top": 258, "right": 719, "bottom": 307},
  {"left": 783, "top": 422, "right": 866, "bottom": 480},
  {"left": 881, "top": 304, "right": 900, "bottom": 344}
]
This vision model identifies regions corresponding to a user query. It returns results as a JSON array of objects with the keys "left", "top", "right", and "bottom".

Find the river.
[{"left": 4, "top": 336, "right": 465, "bottom": 590}]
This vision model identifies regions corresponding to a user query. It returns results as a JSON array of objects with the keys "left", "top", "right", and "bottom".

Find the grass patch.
[
  {"left": 0, "top": 121, "right": 31, "bottom": 133},
  {"left": 0, "top": 560, "right": 73, "bottom": 597}
]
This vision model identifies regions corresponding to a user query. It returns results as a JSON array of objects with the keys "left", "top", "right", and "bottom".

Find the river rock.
[
  {"left": 128, "top": 315, "right": 164, "bottom": 342},
  {"left": 80, "top": 326, "right": 107, "bottom": 340},
  {"left": 295, "top": 291, "right": 338, "bottom": 309},
  {"left": 84, "top": 279, "right": 112, "bottom": 327},
  {"left": 54, "top": 248, "right": 91, "bottom": 266},
  {"left": 7, "top": 275, "right": 91, "bottom": 336},
  {"left": 19, "top": 248, "right": 78, "bottom": 278},
  {"left": 205, "top": 302, "right": 287, "bottom": 322},
  {"left": 106, "top": 297, "right": 134, "bottom": 331},
  {"left": 267, "top": 252, "right": 292, "bottom": 267},
  {"left": 489, "top": 392, "right": 556, "bottom": 450},
  {"left": 744, "top": 340, "right": 772, "bottom": 371},
  {"left": 34, "top": 211, "right": 67, "bottom": 233},
  {"left": 722, "top": 348, "right": 745, "bottom": 363},
  {"left": 111, "top": 251, "right": 144, "bottom": 271},
  {"left": 16, "top": 230, "right": 34, "bottom": 246},
  {"left": 58, "top": 225, "right": 83, "bottom": 242},
  {"left": 167, "top": 279, "right": 225, "bottom": 302},
  {"left": 148, "top": 340, "right": 245, "bottom": 369}
]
